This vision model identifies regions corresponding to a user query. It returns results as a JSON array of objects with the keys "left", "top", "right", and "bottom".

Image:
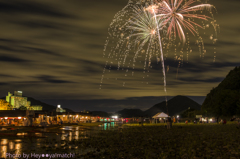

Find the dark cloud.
[
  {"left": 178, "top": 77, "right": 225, "bottom": 83},
  {"left": 0, "top": 45, "right": 17, "bottom": 52},
  {"left": 210, "top": 62, "right": 240, "bottom": 68},
  {"left": 0, "top": 74, "right": 16, "bottom": 78},
  {"left": 0, "top": 82, "right": 8, "bottom": 86},
  {"left": 17, "top": 21, "right": 61, "bottom": 30},
  {"left": 23, "top": 47, "right": 62, "bottom": 57},
  {"left": 0, "top": 56, "right": 28, "bottom": 62},
  {"left": 0, "top": 38, "right": 18, "bottom": 43},
  {"left": 0, "top": 1, "right": 76, "bottom": 18},
  {"left": 36, "top": 75, "right": 74, "bottom": 84},
  {"left": 215, "top": 40, "right": 240, "bottom": 46}
]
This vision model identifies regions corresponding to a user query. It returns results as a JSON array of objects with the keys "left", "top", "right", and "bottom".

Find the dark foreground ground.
[
  {"left": 80, "top": 123, "right": 240, "bottom": 159},
  {"left": 1, "top": 122, "right": 240, "bottom": 159}
]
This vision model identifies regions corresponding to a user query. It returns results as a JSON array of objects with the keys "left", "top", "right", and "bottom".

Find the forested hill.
[{"left": 201, "top": 66, "right": 240, "bottom": 117}]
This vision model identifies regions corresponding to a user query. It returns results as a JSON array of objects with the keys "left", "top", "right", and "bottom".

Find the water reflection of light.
[
  {"left": 1, "top": 139, "right": 8, "bottom": 145},
  {"left": 69, "top": 132, "right": 72, "bottom": 141},
  {"left": 0, "top": 126, "right": 103, "bottom": 155},
  {"left": 53, "top": 143, "right": 57, "bottom": 148},
  {"left": 75, "top": 131, "right": 79, "bottom": 140},
  {"left": 61, "top": 135, "right": 65, "bottom": 140},
  {"left": 14, "top": 139, "right": 22, "bottom": 143},
  {"left": 15, "top": 143, "right": 22, "bottom": 154},
  {"left": 36, "top": 139, "right": 41, "bottom": 146},
  {"left": 63, "top": 126, "right": 73, "bottom": 131},
  {"left": 1, "top": 146, "right": 7, "bottom": 158},
  {"left": 9, "top": 141, "right": 14, "bottom": 150},
  {"left": 102, "top": 122, "right": 115, "bottom": 130},
  {"left": 15, "top": 143, "right": 21, "bottom": 149},
  {"left": 104, "top": 123, "right": 107, "bottom": 130},
  {"left": 17, "top": 133, "right": 26, "bottom": 136}
]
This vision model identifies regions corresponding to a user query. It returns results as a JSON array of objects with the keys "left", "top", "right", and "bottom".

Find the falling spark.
[{"left": 155, "top": 0, "right": 214, "bottom": 43}]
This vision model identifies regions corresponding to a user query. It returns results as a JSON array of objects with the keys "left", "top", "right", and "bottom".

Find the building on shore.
[
  {"left": 0, "top": 91, "right": 116, "bottom": 126},
  {"left": 0, "top": 109, "right": 94, "bottom": 126},
  {"left": 0, "top": 99, "right": 12, "bottom": 110},
  {"left": 4, "top": 91, "right": 43, "bottom": 111},
  {"left": 6, "top": 91, "right": 31, "bottom": 109},
  {"left": 56, "top": 105, "right": 66, "bottom": 112}
]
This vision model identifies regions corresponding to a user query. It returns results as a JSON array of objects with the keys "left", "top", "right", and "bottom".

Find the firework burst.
[
  {"left": 127, "top": 5, "right": 168, "bottom": 102},
  {"left": 101, "top": 0, "right": 219, "bottom": 112},
  {"left": 126, "top": 6, "right": 163, "bottom": 64},
  {"left": 101, "top": 4, "right": 166, "bottom": 87},
  {"left": 154, "top": 0, "right": 215, "bottom": 43}
]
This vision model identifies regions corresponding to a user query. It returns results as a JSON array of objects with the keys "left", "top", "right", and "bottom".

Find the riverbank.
[
  {"left": 1, "top": 122, "right": 239, "bottom": 158},
  {"left": 78, "top": 123, "right": 240, "bottom": 158}
]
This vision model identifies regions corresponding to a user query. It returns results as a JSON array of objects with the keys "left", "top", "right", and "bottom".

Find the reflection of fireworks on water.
[{"left": 101, "top": 0, "right": 219, "bottom": 104}]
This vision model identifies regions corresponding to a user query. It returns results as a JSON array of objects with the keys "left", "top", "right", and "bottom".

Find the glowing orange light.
[
  {"left": 151, "top": 30, "right": 156, "bottom": 35},
  {"left": 145, "top": 5, "right": 158, "bottom": 14}
]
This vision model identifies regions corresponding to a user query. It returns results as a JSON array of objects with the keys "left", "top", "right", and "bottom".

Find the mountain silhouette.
[
  {"left": 202, "top": 66, "right": 240, "bottom": 117},
  {"left": 116, "top": 108, "right": 143, "bottom": 118},
  {"left": 27, "top": 97, "right": 73, "bottom": 112},
  {"left": 115, "top": 96, "right": 201, "bottom": 117},
  {"left": 91, "top": 111, "right": 110, "bottom": 117},
  {"left": 143, "top": 95, "right": 201, "bottom": 117}
]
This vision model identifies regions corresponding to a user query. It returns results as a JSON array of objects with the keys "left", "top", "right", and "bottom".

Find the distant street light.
[{"left": 176, "top": 115, "right": 179, "bottom": 123}]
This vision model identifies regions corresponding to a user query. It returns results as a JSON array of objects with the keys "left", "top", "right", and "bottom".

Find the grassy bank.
[
  {"left": 78, "top": 122, "right": 240, "bottom": 158},
  {"left": 124, "top": 121, "right": 238, "bottom": 127}
]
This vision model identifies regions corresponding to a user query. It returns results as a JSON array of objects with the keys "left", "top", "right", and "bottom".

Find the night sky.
[{"left": 0, "top": 0, "right": 239, "bottom": 113}]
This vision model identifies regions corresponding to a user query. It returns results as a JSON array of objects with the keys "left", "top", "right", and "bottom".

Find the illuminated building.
[
  {"left": 5, "top": 91, "right": 42, "bottom": 111},
  {"left": 6, "top": 91, "right": 30, "bottom": 109},
  {"left": 0, "top": 92, "right": 99, "bottom": 125},
  {"left": 56, "top": 105, "right": 66, "bottom": 112},
  {"left": 30, "top": 105, "right": 42, "bottom": 111},
  {"left": 0, "top": 99, "right": 12, "bottom": 110},
  {"left": 0, "top": 93, "right": 96, "bottom": 125}
]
